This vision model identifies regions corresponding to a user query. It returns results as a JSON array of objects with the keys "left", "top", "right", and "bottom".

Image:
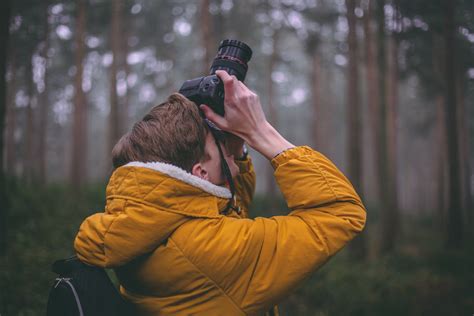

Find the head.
[
  {"left": 191, "top": 129, "right": 239, "bottom": 185},
  {"left": 112, "top": 93, "right": 238, "bottom": 186}
]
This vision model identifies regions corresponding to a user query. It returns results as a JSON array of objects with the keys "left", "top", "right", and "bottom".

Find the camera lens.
[{"left": 209, "top": 39, "right": 253, "bottom": 82}]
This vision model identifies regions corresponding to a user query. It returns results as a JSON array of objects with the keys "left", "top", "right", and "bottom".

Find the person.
[{"left": 74, "top": 70, "right": 366, "bottom": 315}]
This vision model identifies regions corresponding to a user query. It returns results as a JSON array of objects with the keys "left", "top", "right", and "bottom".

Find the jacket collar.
[
  {"left": 105, "top": 161, "right": 230, "bottom": 218},
  {"left": 125, "top": 161, "right": 231, "bottom": 199}
]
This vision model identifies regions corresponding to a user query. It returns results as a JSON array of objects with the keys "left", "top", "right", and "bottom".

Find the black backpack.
[{"left": 46, "top": 256, "right": 132, "bottom": 316}]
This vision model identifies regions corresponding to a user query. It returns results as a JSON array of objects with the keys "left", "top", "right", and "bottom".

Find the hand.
[
  {"left": 199, "top": 70, "right": 267, "bottom": 144},
  {"left": 200, "top": 70, "right": 295, "bottom": 160}
]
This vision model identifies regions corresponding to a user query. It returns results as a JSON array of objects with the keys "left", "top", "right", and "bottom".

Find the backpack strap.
[{"left": 54, "top": 277, "right": 85, "bottom": 316}]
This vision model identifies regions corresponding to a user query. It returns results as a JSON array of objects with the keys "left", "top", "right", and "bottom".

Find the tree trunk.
[
  {"left": 443, "top": 0, "right": 463, "bottom": 248},
  {"left": 346, "top": 0, "right": 367, "bottom": 260},
  {"left": 200, "top": 0, "right": 214, "bottom": 73},
  {"left": 346, "top": 0, "right": 363, "bottom": 193},
  {"left": 456, "top": 71, "right": 471, "bottom": 232},
  {"left": 109, "top": 0, "right": 123, "bottom": 163},
  {"left": 0, "top": 0, "right": 10, "bottom": 255},
  {"left": 310, "top": 50, "right": 322, "bottom": 150},
  {"left": 265, "top": 30, "right": 279, "bottom": 202},
  {"left": 71, "top": 0, "right": 87, "bottom": 187},
  {"left": 322, "top": 60, "right": 336, "bottom": 159},
  {"left": 363, "top": 0, "right": 380, "bottom": 201},
  {"left": 38, "top": 3, "right": 51, "bottom": 184},
  {"left": 5, "top": 46, "right": 17, "bottom": 175},
  {"left": 381, "top": 1, "right": 400, "bottom": 253},
  {"left": 120, "top": 13, "right": 130, "bottom": 135},
  {"left": 375, "top": 0, "right": 392, "bottom": 254},
  {"left": 432, "top": 33, "right": 447, "bottom": 232},
  {"left": 435, "top": 94, "right": 447, "bottom": 230},
  {"left": 25, "top": 60, "right": 35, "bottom": 183}
]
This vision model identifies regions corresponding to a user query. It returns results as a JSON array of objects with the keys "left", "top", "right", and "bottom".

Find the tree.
[
  {"left": 200, "top": 0, "right": 214, "bottom": 73},
  {"left": 71, "top": 0, "right": 87, "bottom": 187},
  {"left": 346, "top": 0, "right": 367, "bottom": 259},
  {"left": 456, "top": 71, "right": 472, "bottom": 231},
  {"left": 38, "top": 2, "right": 51, "bottom": 184},
  {"left": 109, "top": 0, "right": 124, "bottom": 163},
  {"left": 456, "top": 0, "right": 474, "bottom": 232},
  {"left": 380, "top": 0, "right": 401, "bottom": 253},
  {"left": 345, "top": 0, "right": 362, "bottom": 194},
  {"left": 5, "top": 46, "right": 17, "bottom": 175},
  {"left": 120, "top": 7, "right": 130, "bottom": 135},
  {"left": 308, "top": 36, "right": 322, "bottom": 150},
  {"left": 397, "top": 0, "right": 472, "bottom": 245},
  {"left": 443, "top": 0, "right": 463, "bottom": 247},
  {"left": 24, "top": 59, "right": 35, "bottom": 182},
  {"left": 432, "top": 33, "right": 447, "bottom": 231},
  {"left": 265, "top": 28, "right": 279, "bottom": 200},
  {"left": 363, "top": 0, "right": 380, "bottom": 200},
  {"left": 0, "top": 0, "right": 11, "bottom": 255},
  {"left": 435, "top": 92, "right": 447, "bottom": 228},
  {"left": 301, "top": 0, "right": 339, "bottom": 158},
  {"left": 375, "top": 0, "right": 395, "bottom": 254}
]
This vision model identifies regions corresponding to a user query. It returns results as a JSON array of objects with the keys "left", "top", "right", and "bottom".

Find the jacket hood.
[{"left": 74, "top": 161, "right": 231, "bottom": 268}]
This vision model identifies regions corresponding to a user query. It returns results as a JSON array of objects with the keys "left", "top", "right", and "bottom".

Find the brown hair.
[{"left": 112, "top": 93, "right": 210, "bottom": 172}]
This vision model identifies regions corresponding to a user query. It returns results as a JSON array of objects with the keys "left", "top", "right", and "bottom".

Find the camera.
[{"left": 179, "top": 39, "right": 253, "bottom": 116}]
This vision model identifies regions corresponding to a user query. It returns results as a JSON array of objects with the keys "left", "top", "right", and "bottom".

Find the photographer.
[{"left": 74, "top": 69, "right": 366, "bottom": 315}]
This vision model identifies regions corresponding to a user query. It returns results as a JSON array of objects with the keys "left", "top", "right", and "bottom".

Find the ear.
[{"left": 191, "top": 162, "right": 209, "bottom": 180}]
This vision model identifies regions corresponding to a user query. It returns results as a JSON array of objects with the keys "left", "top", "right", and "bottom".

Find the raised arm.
[
  {"left": 196, "top": 70, "right": 366, "bottom": 313},
  {"left": 175, "top": 146, "right": 366, "bottom": 313}
]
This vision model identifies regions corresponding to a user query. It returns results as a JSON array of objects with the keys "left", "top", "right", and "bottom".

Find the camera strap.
[{"left": 208, "top": 127, "right": 238, "bottom": 215}]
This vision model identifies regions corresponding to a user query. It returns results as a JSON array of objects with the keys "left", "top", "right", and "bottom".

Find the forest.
[{"left": 0, "top": 0, "right": 473, "bottom": 315}]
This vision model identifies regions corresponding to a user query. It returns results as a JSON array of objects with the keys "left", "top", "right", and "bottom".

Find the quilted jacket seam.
[
  {"left": 301, "top": 155, "right": 340, "bottom": 201},
  {"left": 169, "top": 237, "right": 246, "bottom": 315}
]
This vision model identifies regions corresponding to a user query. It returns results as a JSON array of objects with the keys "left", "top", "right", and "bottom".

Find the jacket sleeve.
[
  {"left": 233, "top": 156, "right": 256, "bottom": 219},
  {"left": 176, "top": 146, "right": 366, "bottom": 315}
]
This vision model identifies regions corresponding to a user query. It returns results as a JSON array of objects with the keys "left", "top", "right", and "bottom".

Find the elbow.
[
  {"left": 340, "top": 200, "right": 367, "bottom": 235},
  {"left": 353, "top": 204, "right": 367, "bottom": 234},
  {"left": 346, "top": 198, "right": 367, "bottom": 235},
  {"left": 345, "top": 194, "right": 367, "bottom": 234}
]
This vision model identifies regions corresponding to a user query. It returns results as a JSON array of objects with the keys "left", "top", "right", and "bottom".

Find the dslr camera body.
[{"left": 179, "top": 39, "right": 252, "bottom": 116}]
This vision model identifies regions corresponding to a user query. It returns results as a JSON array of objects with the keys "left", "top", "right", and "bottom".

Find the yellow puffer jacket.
[{"left": 74, "top": 146, "right": 366, "bottom": 315}]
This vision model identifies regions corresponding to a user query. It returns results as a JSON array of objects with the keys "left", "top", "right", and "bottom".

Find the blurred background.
[{"left": 0, "top": 0, "right": 473, "bottom": 315}]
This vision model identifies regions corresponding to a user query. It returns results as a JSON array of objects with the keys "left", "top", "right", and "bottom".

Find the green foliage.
[
  {"left": 0, "top": 179, "right": 105, "bottom": 315},
  {"left": 1, "top": 183, "right": 473, "bottom": 315},
  {"left": 278, "top": 215, "right": 474, "bottom": 316},
  {"left": 284, "top": 247, "right": 474, "bottom": 315}
]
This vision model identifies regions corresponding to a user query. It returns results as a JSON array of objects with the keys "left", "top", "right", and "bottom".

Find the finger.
[
  {"left": 228, "top": 80, "right": 245, "bottom": 97},
  {"left": 234, "top": 77, "right": 248, "bottom": 93},
  {"left": 216, "top": 69, "right": 230, "bottom": 79},
  {"left": 237, "top": 80, "right": 251, "bottom": 93},
  {"left": 199, "top": 104, "right": 228, "bottom": 130},
  {"left": 216, "top": 70, "right": 236, "bottom": 96}
]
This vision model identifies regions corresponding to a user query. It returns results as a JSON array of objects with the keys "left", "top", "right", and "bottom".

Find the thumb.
[{"left": 199, "top": 104, "right": 228, "bottom": 130}]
